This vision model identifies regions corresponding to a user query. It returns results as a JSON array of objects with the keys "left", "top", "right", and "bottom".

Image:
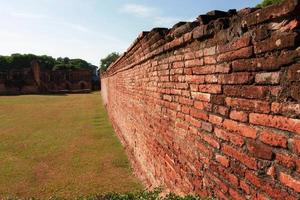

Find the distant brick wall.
[{"left": 101, "top": 0, "right": 300, "bottom": 199}]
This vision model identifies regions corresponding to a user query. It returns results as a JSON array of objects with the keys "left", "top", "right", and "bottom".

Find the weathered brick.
[
  {"left": 255, "top": 72, "right": 281, "bottom": 85},
  {"left": 249, "top": 113, "right": 300, "bottom": 134},
  {"left": 254, "top": 33, "right": 298, "bottom": 54},
  {"left": 215, "top": 154, "right": 230, "bottom": 167},
  {"left": 223, "top": 119, "right": 257, "bottom": 139},
  {"left": 218, "top": 73, "right": 254, "bottom": 84},
  {"left": 222, "top": 144, "right": 257, "bottom": 170},
  {"left": 232, "top": 51, "right": 297, "bottom": 72},
  {"left": 276, "top": 153, "right": 296, "bottom": 169},
  {"left": 229, "top": 110, "right": 248, "bottom": 122},
  {"left": 271, "top": 102, "right": 300, "bottom": 118},
  {"left": 185, "top": 58, "right": 204, "bottom": 67},
  {"left": 225, "top": 97, "right": 270, "bottom": 114},
  {"left": 198, "top": 84, "right": 222, "bottom": 94},
  {"left": 200, "top": 132, "right": 220, "bottom": 148},
  {"left": 279, "top": 172, "right": 300, "bottom": 193},
  {"left": 203, "top": 46, "right": 216, "bottom": 56},
  {"left": 240, "top": 180, "right": 251, "bottom": 194},
  {"left": 259, "top": 130, "right": 288, "bottom": 148},
  {"left": 190, "top": 108, "right": 209, "bottom": 121},
  {"left": 209, "top": 114, "right": 223, "bottom": 126},
  {"left": 218, "top": 35, "right": 252, "bottom": 53},
  {"left": 292, "top": 138, "right": 300, "bottom": 156},
  {"left": 185, "top": 75, "right": 205, "bottom": 83},
  {"left": 224, "top": 85, "right": 269, "bottom": 99},
  {"left": 191, "top": 92, "right": 211, "bottom": 102},
  {"left": 214, "top": 128, "right": 244, "bottom": 146},
  {"left": 247, "top": 140, "right": 273, "bottom": 160},
  {"left": 217, "top": 46, "right": 254, "bottom": 62}
]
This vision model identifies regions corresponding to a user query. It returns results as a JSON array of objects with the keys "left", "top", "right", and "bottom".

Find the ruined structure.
[
  {"left": 0, "top": 61, "right": 92, "bottom": 95},
  {"left": 101, "top": 0, "right": 300, "bottom": 199}
]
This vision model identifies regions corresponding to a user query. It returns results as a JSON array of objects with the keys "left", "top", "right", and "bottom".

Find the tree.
[
  {"left": 100, "top": 52, "right": 120, "bottom": 72},
  {"left": 256, "top": 0, "right": 283, "bottom": 8}
]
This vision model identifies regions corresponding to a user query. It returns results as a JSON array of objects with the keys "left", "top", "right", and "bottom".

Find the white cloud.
[
  {"left": 121, "top": 4, "right": 158, "bottom": 18},
  {"left": 10, "top": 12, "right": 49, "bottom": 20},
  {"left": 154, "top": 17, "right": 180, "bottom": 27},
  {"left": 120, "top": 3, "right": 191, "bottom": 28}
]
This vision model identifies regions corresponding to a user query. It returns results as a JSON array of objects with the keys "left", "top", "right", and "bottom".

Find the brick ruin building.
[
  {"left": 0, "top": 61, "right": 92, "bottom": 95},
  {"left": 101, "top": 0, "right": 300, "bottom": 199}
]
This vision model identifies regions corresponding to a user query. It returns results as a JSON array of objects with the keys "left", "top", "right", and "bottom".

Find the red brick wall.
[{"left": 101, "top": 0, "right": 300, "bottom": 199}]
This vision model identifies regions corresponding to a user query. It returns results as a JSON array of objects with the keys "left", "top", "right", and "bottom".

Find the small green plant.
[{"left": 256, "top": 0, "right": 284, "bottom": 8}]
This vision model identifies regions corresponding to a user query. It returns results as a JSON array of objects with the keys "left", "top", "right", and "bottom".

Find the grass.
[{"left": 0, "top": 92, "right": 143, "bottom": 199}]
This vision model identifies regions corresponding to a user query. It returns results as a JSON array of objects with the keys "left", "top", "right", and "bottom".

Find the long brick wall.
[{"left": 101, "top": 0, "right": 300, "bottom": 199}]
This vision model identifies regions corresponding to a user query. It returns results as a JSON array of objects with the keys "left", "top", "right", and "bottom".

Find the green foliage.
[
  {"left": 0, "top": 54, "right": 96, "bottom": 71},
  {"left": 256, "top": 0, "right": 284, "bottom": 8},
  {"left": 100, "top": 52, "right": 120, "bottom": 72}
]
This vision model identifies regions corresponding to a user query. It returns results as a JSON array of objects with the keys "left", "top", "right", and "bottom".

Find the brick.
[
  {"left": 240, "top": 180, "right": 251, "bottom": 194},
  {"left": 178, "top": 97, "right": 194, "bottom": 106},
  {"left": 201, "top": 121, "right": 213, "bottom": 132},
  {"left": 200, "top": 132, "right": 220, "bottom": 148},
  {"left": 214, "top": 128, "right": 244, "bottom": 146},
  {"left": 185, "top": 75, "right": 205, "bottom": 83},
  {"left": 224, "top": 85, "right": 269, "bottom": 99},
  {"left": 163, "top": 94, "right": 173, "bottom": 102},
  {"left": 288, "top": 63, "right": 300, "bottom": 81},
  {"left": 194, "top": 101, "right": 212, "bottom": 111},
  {"left": 292, "top": 138, "right": 300, "bottom": 156},
  {"left": 223, "top": 119, "right": 257, "bottom": 139},
  {"left": 191, "top": 92, "right": 211, "bottom": 102},
  {"left": 209, "top": 114, "right": 223, "bottom": 126},
  {"left": 232, "top": 51, "right": 297, "bottom": 72},
  {"left": 249, "top": 113, "right": 300, "bottom": 134},
  {"left": 246, "top": 140, "right": 273, "bottom": 160},
  {"left": 229, "top": 110, "right": 248, "bottom": 122},
  {"left": 255, "top": 72, "right": 281, "bottom": 85},
  {"left": 211, "top": 95, "right": 225, "bottom": 105},
  {"left": 217, "top": 46, "right": 254, "bottom": 62},
  {"left": 218, "top": 72, "right": 253, "bottom": 84},
  {"left": 276, "top": 153, "right": 296, "bottom": 169},
  {"left": 279, "top": 172, "right": 300, "bottom": 193},
  {"left": 190, "top": 108, "right": 209, "bottom": 121},
  {"left": 243, "top": 0, "right": 300, "bottom": 26},
  {"left": 225, "top": 97, "right": 270, "bottom": 114},
  {"left": 245, "top": 170, "right": 295, "bottom": 200},
  {"left": 198, "top": 84, "right": 222, "bottom": 94},
  {"left": 222, "top": 144, "right": 257, "bottom": 170},
  {"left": 272, "top": 102, "right": 300, "bottom": 118},
  {"left": 174, "top": 83, "right": 189, "bottom": 89},
  {"left": 259, "top": 130, "right": 288, "bottom": 148},
  {"left": 203, "top": 46, "right": 216, "bottom": 56},
  {"left": 185, "top": 58, "right": 203, "bottom": 67},
  {"left": 254, "top": 33, "right": 298, "bottom": 54},
  {"left": 173, "top": 61, "right": 184, "bottom": 68},
  {"left": 213, "top": 105, "right": 229, "bottom": 116},
  {"left": 204, "top": 56, "right": 217, "bottom": 65},
  {"left": 205, "top": 74, "right": 218, "bottom": 83},
  {"left": 215, "top": 63, "right": 231, "bottom": 73},
  {"left": 229, "top": 188, "right": 246, "bottom": 200},
  {"left": 186, "top": 115, "right": 201, "bottom": 128},
  {"left": 192, "top": 66, "right": 216, "bottom": 75},
  {"left": 215, "top": 154, "right": 230, "bottom": 167},
  {"left": 218, "top": 35, "right": 252, "bottom": 53}
]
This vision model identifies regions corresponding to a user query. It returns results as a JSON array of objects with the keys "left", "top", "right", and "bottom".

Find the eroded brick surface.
[{"left": 101, "top": 0, "right": 300, "bottom": 199}]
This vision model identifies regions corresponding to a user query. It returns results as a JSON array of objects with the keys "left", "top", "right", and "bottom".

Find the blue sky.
[{"left": 0, "top": 0, "right": 261, "bottom": 66}]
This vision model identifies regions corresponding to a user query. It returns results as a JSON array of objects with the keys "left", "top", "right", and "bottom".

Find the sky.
[{"left": 0, "top": 0, "right": 261, "bottom": 66}]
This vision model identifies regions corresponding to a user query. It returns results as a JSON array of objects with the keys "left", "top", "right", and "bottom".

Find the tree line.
[{"left": 0, "top": 53, "right": 97, "bottom": 71}]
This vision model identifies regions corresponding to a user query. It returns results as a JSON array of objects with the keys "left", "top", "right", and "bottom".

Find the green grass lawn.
[{"left": 0, "top": 93, "right": 143, "bottom": 199}]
